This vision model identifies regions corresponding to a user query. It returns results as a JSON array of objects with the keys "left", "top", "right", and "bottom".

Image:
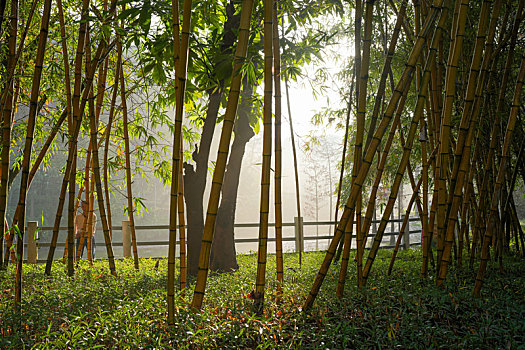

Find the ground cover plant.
[{"left": 1, "top": 249, "right": 524, "bottom": 349}]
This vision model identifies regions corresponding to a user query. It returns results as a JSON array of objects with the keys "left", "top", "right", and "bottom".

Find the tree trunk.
[
  {"left": 183, "top": 89, "right": 221, "bottom": 276},
  {"left": 210, "top": 83, "right": 254, "bottom": 271}
]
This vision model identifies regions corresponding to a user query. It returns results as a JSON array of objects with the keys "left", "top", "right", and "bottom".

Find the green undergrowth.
[{"left": 0, "top": 249, "right": 524, "bottom": 349}]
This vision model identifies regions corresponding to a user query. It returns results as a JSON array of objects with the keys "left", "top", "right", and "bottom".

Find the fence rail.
[{"left": 17, "top": 216, "right": 422, "bottom": 263}]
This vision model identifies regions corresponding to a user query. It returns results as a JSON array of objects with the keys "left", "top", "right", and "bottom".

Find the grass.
[{"left": 0, "top": 249, "right": 524, "bottom": 349}]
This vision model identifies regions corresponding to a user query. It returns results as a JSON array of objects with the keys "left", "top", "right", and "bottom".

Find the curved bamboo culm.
[
  {"left": 473, "top": 52, "right": 525, "bottom": 297},
  {"left": 272, "top": 0, "right": 283, "bottom": 295},
  {"left": 254, "top": 0, "right": 274, "bottom": 315},
  {"left": 167, "top": 0, "right": 192, "bottom": 325},
  {"left": 283, "top": 62, "right": 303, "bottom": 267},
  {"left": 303, "top": 0, "right": 446, "bottom": 310},
  {"left": 14, "top": 0, "right": 52, "bottom": 304},
  {"left": 119, "top": 37, "right": 140, "bottom": 270},
  {"left": 0, "top": 0, "right": 17, "bottom": 270},
  {"left": 190, "top": 0, "right": 255, "bottom": 311}
]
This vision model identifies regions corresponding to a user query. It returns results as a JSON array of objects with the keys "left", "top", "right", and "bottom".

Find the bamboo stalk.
[
  {"left": 190, "top": 0, "right": 255, "bottom": 311},
  {"left": 88, "top": 54, "right": 117, "bottom": 276},
  {"left": 178, "top": 148, "right": 186, "bottom": 295},
  {"left": 103, "top": 59, "right": 121, "bottom": 242},
  {"left": 14, "top": 0, "right": 52, "bottom": 304},
  {"left": 168, "top": 0, "right": 192, "bottom": 324},
  {"left": 119, "top": 35, "right": 140, "bottom": 270},
  {"left": 283, "top": 63, "right": 303, "bottom": 266},
  {"left": 355, "top": 0, "right": 375, "bottom": 288},
  {"left": 67, "top": 0, "right": 91, "bottom": 276},
  {"left": 254, "top": 0, "right": 274, "bottom": 315},
  {"left": 272, "top": 0, "right": 283, "bottom": 294},
  {"left": 0, "top": 0, "right": 17, "bottom": 270},
  {"left": 435, "top": 0, "right": 469, "bottom": 269}
]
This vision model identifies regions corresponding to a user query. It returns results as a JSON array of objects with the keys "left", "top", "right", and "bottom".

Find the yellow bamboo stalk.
[
  {"left": 119, "top": 37, "right": 140, "bottom": 270},
  {"left": 168, "top": 0, "right": 192, "bottom": 324},
  {"left": 87, "top": 170, "right": 95, "bottom": 265},
  {"left": 88, "top": 57, "right": 117, "bottom": 276},
  {"left": 283, "top": 66, "right": 303, "bottom": 266},
  {"left": 190, "top": 0, "right": 255, "bottom": 311},
  {"left": 435, "top": 0, "right": 469, "bottom": 269},
  {"left": 14, "top": 0, "right": 52, "bottom": 304},
  {"left": 67, "top": 0, "right": 91, "bottom": 277},
  {"left": 272, "top": 0, "right": 283, "bottom": 294},
  {"left": 355, "top": 0, "right": 375, "bottom": 288},
  {"left": 178, "top": 148, "right": 186, "bottom": 295},
  {"left": 0, "top": 0, "right": 17, "bottom": 270},
  {"left": 103, "top": 58, "right": 122, "bottom": 242},
  {"left": 254, "top": 0, "right": 274, "bottom": 314}
]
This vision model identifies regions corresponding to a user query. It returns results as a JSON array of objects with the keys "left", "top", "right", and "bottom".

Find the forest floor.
[{"left": 0, "top": 248, "right": 524, "bottom": 349}]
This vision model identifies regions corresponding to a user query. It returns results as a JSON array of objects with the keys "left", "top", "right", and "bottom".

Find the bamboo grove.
[{"left": 0, "top": 0, "right": 524, "bottom": 323}]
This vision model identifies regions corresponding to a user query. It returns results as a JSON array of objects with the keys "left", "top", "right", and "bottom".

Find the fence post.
[
  {"left": 294, "top": 216, "right": 304, "bottom": 254},
  {"left": 403, "top": 216, "right": 410, "bottom": 250},
  {"left": 27, "top": 221, "right": 38, "bottom": 264},
  {"left": 390, "top": 211, "right": 395, "bottom": 245},
  {"left": 122, "top": 220, "right": 131, "bottom": 258}
]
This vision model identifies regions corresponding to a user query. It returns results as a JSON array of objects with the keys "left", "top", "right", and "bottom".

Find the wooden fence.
[{"left": 18, "top": 216, "right": 422, "bottom": 263}]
